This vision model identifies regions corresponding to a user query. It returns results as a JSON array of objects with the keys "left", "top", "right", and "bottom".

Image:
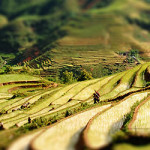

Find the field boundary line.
[
  {"left": 128, "top": 95, "right": 150, "bottom": 132},
  {"left": 82, "top": 91, "right": 150, "bottom": 149},
  {"left": 29, "top": 103, "right": 112, "bottom": 150}
]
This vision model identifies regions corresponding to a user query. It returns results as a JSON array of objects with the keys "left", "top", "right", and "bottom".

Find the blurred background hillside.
[{"left": 0, "top": 0, "right": 150, "bottom": 77}]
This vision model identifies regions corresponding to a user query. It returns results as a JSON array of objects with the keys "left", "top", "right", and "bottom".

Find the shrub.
[
  {"left": 20, "top": 65, "right": 31, "bottom": 73},
  {"left": 12, "top": 91, "right": 26, "bottom": 98},
  {"left": 78, "top": 69, "right": 93, "bottom": 81},
  {"left": 32, "top": 69, "right": 40, "bottom": 75},
  {"left": 48, "top": 76, "right": 59, "bottom": 82},
  {"left": 65, "top": 110, "right": 73, "bottom": 117},
  {"left": 27, "top": 122, "right": 38, "bottom": 130},
  {"left": 129, "top": 49, "right": 139, "bottom": 57},
  {"left": 4, "top": 65, "right": 13, "bottom": 73},
  {"left": 81, "top": 102, "right": 88, "bottom": 108},
  {"left": 61, "top": 71, "right": 75, "bottom": 83},
  {"left": 0, "top": 109, "right": 7, "bottom": 115}
]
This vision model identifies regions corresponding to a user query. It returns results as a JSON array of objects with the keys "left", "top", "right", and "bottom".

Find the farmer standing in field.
[{"left": 93, "top": 90, "right": 100, "bottom": 104}]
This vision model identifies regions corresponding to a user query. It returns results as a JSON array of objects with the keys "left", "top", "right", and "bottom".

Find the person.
[
  {"left": 28, "top": 117, "right": 32, "bottom": 123},
  {"left": 93, "top": 90, "right": 100, "bottom": 104},
  {"left": 0, "top": 122, "right": 4, "bottom": 130}
]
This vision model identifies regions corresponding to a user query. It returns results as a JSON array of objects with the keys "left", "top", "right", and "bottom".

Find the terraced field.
[
  {"left": 30, "top": 104, "right": 111, "bottom": 150},
  {"left": 1, "top": 63, "right": 150, "bottom": 150},
  {"left": 83, "top": 92, "right": 148, "bottom": 149},
  {"left": 45, "top": 0, "right": 150, "bottom": 71},
  {"left": 128, "top": 96, "right": 150, "bottom": 134}
]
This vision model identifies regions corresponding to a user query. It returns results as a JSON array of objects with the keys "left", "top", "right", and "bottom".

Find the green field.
[
  {"left": 0, "top": 63, "right": 149, "bottom": 150},
  {"left": 1, "top": 0, "right": 150, "bottom": 150},
  {"left": 1, "top": 0, "right": 150, "bottom": 77}
]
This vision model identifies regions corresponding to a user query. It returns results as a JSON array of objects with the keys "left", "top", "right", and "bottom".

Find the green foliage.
[
  {"left": 0, "top": 0, "right": 65, "bottom": 19},
  {"left": 127, "top": 57, "right": 134, "bottom": 63},
  {"left": 0, "top": 15, "right": 8, "bottom": 28},
  {"left": 32, "top": 117, "right": 49, "bottom": 127},
  {"left": 0, "top": 56, "right": 6, "bottom": 69},
  {"left": 81, "top": 64, "right": 126, "bottom": 78},
  {"left": 94, "top": 0, "right": 114, "bottom": 8},
  {"left": 0, "top": 109, "right": 7, "bottom": 115},
  {"left": 61, "top": 71, "right": 75, "bottom": 83},
  {"left": 65, "top": 110, "right": 73, "bottom": 117},
  {"left": 4, "top": 65, "right": 13, "bottom": 73},
  {"left": 0, "top": 20, "right": 36, "bottom": 53},
  {"left": 32, "top": 69, "right": 40, "bottom": 75},
  {"left": 123, "top": 100, "right": 144, "bottom": 132},
  {"left": 20, "top": 65, "right": 31, "bottom": 73},
  {"left": 81, "top": 102, "right": 88, "bottom": 107},
  {"left": 126, "top": 49, "right": 140, "bottom": 63},
  {"left": 18, "top": 98, "right": 107, "bottom": 132},
  {"left": 47, "top": 76, "right": 59, "bottom": 83},
  {"left": 65, "top": 0, "right": 80, "bottom": 16},
  {"left": 23, "top": 116, "right": 57, "bottom": 130},
  {"left": 0, "top": 0, "right": 68, "bottom": 63},
  {"left": 59, "top": 65, "right": 121, "bottom": 83},
  {"left": 78, "top": 69, "right": 93, "bottom": 81},
  {"left": 11, "top": 91, "right": 26, "bottom": 99},
  {"left": 145, "top": 0, "right": 150, "bottom": 3},
  {"left": 129, "top": 49, "right": 139, "bottom": 57}
]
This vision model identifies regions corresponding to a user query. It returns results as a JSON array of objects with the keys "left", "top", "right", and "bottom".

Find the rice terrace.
[{"left": 1, "top": 0, "right": 150, "bottom": 150}]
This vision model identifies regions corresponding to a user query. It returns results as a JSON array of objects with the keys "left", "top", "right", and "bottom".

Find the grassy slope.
[
  {"left": 83, "top": 92, "right": 148, "bottom": 149},
  {"left": 0, "top": 74, "right": 40, "bottom": 83},
  {"left": 0, "top": 73, "right": 122, "bottom": 128},
  {"left": 44, "top": 0, "right": 150, "bottom": 71},
  {"left": 0, "top": 0, "right": 149, "bottom": 71},
  {"left": 130, "top": 97, "right": 150, "bottom": 134},
  {"left": 30, "top": 104, "right": 111, "bottom": 150},
  {"left": 0, "top": 63, "right": 150, "bottom": 149},
  {"left": 100, "top": 65, "right": 141, "bottom": 100},
  {"left": 133, "top": 63, "right": 150, "bottom": 87},
  {"left": 0, "top": 63, "right": 149, "bottom": 129}
]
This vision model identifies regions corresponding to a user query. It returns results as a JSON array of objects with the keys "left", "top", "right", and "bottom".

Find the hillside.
[
  {"left": 0, "top": 63, "right": 148, "bottom": 149},
  {"left": 0, "top": 0, "right": 150, "bottom": 78}
]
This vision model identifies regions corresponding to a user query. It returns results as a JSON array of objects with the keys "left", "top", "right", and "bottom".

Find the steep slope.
[
  {"left": 83, "top": 92, "right": 148, "bottom": 149},
  {"left": 0, "top": 0, "right": 150, "bottom": 69},
  {"left": 6, "top": 63, "right": 150, "bottom": 150}
]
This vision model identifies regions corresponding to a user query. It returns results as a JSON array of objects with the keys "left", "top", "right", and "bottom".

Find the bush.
[
  {"left": 78, "top": 69, "right": 93, "bottom": 81},
  {"left": 32, "top": 69, "right": 40, "bottom": 75},
  {"left": 61, "top": 70, "right": 75, "bottom": 83},
  {"left": 11, "top": 91, "right": 26, "bottom": 98},
  {"left": 48, "top": 76, "right": 59, "bottom": 82},
  {"left": 20, "top": 65, "right": 31, "bottom": 73},
  {"left": 81, "top": 102, "right": 88, "bottom": 107},
  {"left": 65, "top": 110, "right": 73, "bottom": 117},
  {"left": 27, "top": 122, "right": 38, "bottom": 130},
  {"left": 0, "top": 109, "right": 7, "bottom": 115},
  {"left": 4, "top": 65, "right": 13, "bottom": 73},
  {"left": 129, "top": 49, "right": 139, "bottom": 57}
]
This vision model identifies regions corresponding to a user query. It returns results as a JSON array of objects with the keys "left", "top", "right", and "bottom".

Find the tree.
[
  {"left": 78, "top": 69, "right": 93, "bottom": 81},
  {"left": 129, "top": 49, "right": 139, "bottom": 57},
  {"left": 61, "top": 71, "right": 75, "bottom": 83}
]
